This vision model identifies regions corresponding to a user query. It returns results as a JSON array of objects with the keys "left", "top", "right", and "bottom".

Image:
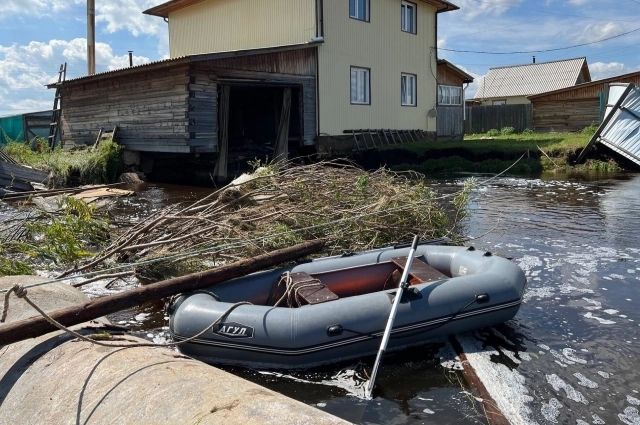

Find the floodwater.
[{"left": 64, "top": 173, "right": 640, "bottom": 424}]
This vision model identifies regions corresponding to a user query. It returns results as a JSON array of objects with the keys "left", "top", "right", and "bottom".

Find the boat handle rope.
[{"left": 1, "top": 283, "right": 250, "bottom": 349}]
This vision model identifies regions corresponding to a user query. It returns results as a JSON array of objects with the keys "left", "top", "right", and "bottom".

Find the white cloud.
[
  {"left": 450, "top": 0, "right": 526, "bottom": 21},
  {"left": 574, "top": 22, "right": 621, "bottom": 44},
  {"left": 569, "top": 0, "right": 590, "bottom": 4},
  {"left": 96, "top": 1, "right": 164, "bottom": 38},
  {"left": 0, "top": 0, "right": 83, "bottom": 19},
  {"left": 0, "top": 38, "right": 152, "bottom": 114},
  {"left": 589, "top": 61, "right": 639, "bottom": 80}
]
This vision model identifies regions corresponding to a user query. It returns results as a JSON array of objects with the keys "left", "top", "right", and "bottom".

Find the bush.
[
  {"left": 486, "top": 129, "right": 500, "bottom": 137},
  {"left": 581, "top": 122, "right": 600, "bottom": 136},
  {"left": 500, "top": 127, "right": 515, "bottom": 136},
  {"left": 521, "top": 128, "right": 534, "bottom": 135}
]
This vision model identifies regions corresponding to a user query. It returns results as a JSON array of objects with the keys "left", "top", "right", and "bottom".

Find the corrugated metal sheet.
[
  {"left": 317, "top": 0, "right": 438, "bottom": 135},
  {"left": 474, "top": 57, "right": 587, "bottom": 100},
  {"left": 597, "top": 84, "right": 640, "bottom": 167}
]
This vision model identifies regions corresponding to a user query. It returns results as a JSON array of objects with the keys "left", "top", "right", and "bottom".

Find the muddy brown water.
[{"left": 15, "top": 172, "right": 640, "bottom": 425}]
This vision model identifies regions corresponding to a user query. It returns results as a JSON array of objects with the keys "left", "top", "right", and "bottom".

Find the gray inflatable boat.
[{"left": 168, "top": 244, "right": 527, "bottom": 369}]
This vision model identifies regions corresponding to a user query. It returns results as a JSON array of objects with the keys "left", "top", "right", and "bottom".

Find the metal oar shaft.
[{"left": 365, "top": 235, "right": 420, "bottom": 399}]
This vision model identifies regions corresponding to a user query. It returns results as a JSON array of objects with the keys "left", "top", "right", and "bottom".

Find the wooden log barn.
[
  {"left": 48, "top": 43, "right": 319, "bottom": 182},
  {"left": 528, "top": 70, "right": 640, "bottom": 133}
]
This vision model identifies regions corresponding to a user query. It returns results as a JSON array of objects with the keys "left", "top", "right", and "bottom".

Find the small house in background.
[
  {"left": 529, "top": 70, "right": 640, "bottom": 133},
  {"left": 473, "top": 57, "right": 591, "bottom": 106},
  {"left": 50, "top": 0, "right": 460, "bottom": 182},
  {"left": 436, "top": 59, "right": 473, "bottom": 140}
]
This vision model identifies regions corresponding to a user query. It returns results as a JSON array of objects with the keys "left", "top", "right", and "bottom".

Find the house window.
[
  {"left": 350, "top": 0, "right": 370, "bottom": 22},
  {"left": 438, "top": 85, "right": 462, "bottom": 105},
  {"left": 401, "top": 1, "right": 416, "bottom": 34},
  {"left": 401, "top": 73, "right": 417, "bottom": 106},
  {"left": 493, "top": 100, "right": 506, "bottom": 106},
  {"left": 351, "top": 66, "right": 370, "bottom": 105}
]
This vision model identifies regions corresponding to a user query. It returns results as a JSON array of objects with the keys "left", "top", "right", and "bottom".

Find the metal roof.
[
  {"left": 144, "top": 0, "right": 459, "bottom": 18},
  {"left": 437, "top": 59, "right": 474, "bottom": 83},
  {"left": 46, "top": 41, "right": 322, "bottom": 87},
  {"left": 577, "top": 83, "right": 640, "bottom": 168},
  {"left": 528, "top": 69, "right": 640, "bottom": 100},
  {"left": 473, "top": 57, "right": 589, "bottom": 100}
]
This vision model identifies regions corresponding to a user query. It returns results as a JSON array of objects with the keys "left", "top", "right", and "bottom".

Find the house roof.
[
  {"left": 46, "top": 41, "right": 322, "bottom": 87},
  {"left": 143, "top": 0, "right": 459, "bottom": 18},
  {"left": 437, "top": 59, "right": 474, "bottom": 83},
  {"left": 528, "top": 69, "right": 640, "bottom": 100},
  {"left": 473, "top": 57, "right": 591, "bottom": 100}
]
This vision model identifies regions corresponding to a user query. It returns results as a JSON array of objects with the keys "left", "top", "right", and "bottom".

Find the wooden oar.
[
  {"left": 365, "top": 235, "right": 419, "bottom": 399},
  {"left": 0, "top": 239, "right": 324, "bottom": 346}
]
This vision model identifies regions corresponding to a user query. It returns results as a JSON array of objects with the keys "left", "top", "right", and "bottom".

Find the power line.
[{"left": 438, "top": 26, "right": 640, "bottom": 54}]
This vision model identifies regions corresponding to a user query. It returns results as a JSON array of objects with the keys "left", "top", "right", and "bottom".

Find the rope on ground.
[
  {"left": 0, "top": 151, "right": 528, "bottom": 295},
  {"left": 0, "top": 283, "right": 249, "bottom": 349}
]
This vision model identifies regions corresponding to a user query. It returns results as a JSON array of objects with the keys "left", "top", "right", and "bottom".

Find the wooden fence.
[
  {"left": 465, "top": 104, "right": 533, "bottom": 134},
  {"left": 437, "top": 106, "right": 464, "bottom": 140}
]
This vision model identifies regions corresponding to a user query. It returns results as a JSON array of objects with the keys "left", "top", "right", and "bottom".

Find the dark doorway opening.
[{"left": 226, "top": 85, "right": 301, "bottom": 160}]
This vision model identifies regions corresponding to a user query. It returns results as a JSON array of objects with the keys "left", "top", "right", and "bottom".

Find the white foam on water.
[
  {"left": 584, "top": 312, "right": 616, "bottom": 325},
  {"left": 610, "top": 274, "right": 626, "bottom": 279},
  {"left": 559, "top": 283, "right": 594, "bottom": 295},
  {"left": 576, "top": 420, "right": 588, "bottom": 425},
  {"left": 541, "top": 398, "right": 563, "bottom": 423},
  {"left": 538, "top": 344, "right": 551, "bottom": 351},
  {"left": 523, "top": 286, "right": 555, "bottom": 302},
  {"left": 572, "top": 275, "right": 591, "bottom": 285},
  {"left": 573, "top": 373, "right": 598, "bottom": 389},
  {"left": 520, "top": 352, "right": 532, "bottom": 362},
  {"left": 499, "top": 347, "right": 521, "bottom": 365},
  {"left": 563, "top": 348, "right": 588, "bottom": 365},
  {"left": 582, "top": 298, "right": 601, "bottom": 310},
  {"left": 546, "top": 374, "right": 589, "bottom": 405},
  {"left": 619, "top": 406, "right": 640, "bottom": 425},
  {"left": 437, "top": 342, "right": 464, "bottom": 371},
  {"left": 604, "top": 309, "right": 619, "bottom": 315},
  {"left": 597, "top": 371, "right": 610, "bottom": 379},
  {"left": 316, "top": 403, "right": 327, "bottom": 408},
  {"left": 555, "top": 360, "right": 568, "bottom": 368},
  {"left": 629, "top": 269, "right": 637, "bottom": 274},
  {"left": 456, "top": 335, "right": 536, "bottom": 424},
  {"left": 422, "top": 408, "right": 435, "bottom": 414},
  {"left": 629, "top": 395, "right": 640, "bottom": 406},
  {"left": 517, "top": 255, "right": 543, "bottom": 272}
]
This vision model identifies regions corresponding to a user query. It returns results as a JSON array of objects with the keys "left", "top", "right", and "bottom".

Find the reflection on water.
[{"left": 63, "top": 173, "right": 640, "bottom": 424}]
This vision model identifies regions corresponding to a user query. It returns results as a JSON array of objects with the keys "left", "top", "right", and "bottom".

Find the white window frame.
[
  {"left": 401, "top": 73, "right": 417, "bottom": 107},
  {"left": 438, "top": 85, "right": 462, "bottom": 106},
  {"left": 349, "top": 0, "right": 370, "bottom": 22},
  {"left": 351, "top": 66, "right": 371, "bottom": 105},
  {"left": 401, "top": 1, "right": 417, "bottom": 34}
]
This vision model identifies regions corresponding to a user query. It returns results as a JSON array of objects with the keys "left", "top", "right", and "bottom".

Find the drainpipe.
[
  {"left": 463, "top": 82, "right": 469, "bottom": 121},
  {"left": 128, "top": 51, "right": 133, "bottom": 67},
  {"left": 87, "top": 0, "right": 95, "bottom": 75}
]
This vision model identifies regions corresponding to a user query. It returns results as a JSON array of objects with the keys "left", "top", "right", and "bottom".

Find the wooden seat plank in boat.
[
  {"left": 268, "top": 271, "right": 339, "bottom": 306},
  {"left": 390, "top": 256, "right": 448, "bottom": 285}
]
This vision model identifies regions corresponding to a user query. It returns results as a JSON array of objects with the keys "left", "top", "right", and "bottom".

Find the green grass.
[
  {"left": 379, "top": 132, "right": 621, "bottom": 174},
  {"left": 2, "top": 139, "right": 123, "bottom": 186}
]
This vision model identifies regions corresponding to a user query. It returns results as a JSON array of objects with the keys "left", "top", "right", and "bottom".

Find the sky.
[{"left": 0, "top": 0, "right": 638, "bottom": 116}]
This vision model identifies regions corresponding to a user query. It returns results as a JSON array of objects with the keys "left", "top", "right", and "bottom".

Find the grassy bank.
[
  {"left": 376, "top": 131, "right": 621, "bottom": 175},
  {"left": 2, "top": 139, "right": 123, "bottom": 187}
]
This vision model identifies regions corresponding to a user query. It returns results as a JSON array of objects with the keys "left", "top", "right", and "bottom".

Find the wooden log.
[{"left": 0, "top": 240, "right": 325, "bottom": 346}]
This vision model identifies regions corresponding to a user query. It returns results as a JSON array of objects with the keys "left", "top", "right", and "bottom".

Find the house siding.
[
  {"left": 317, "top": 0, "right": 438, "bottom": 135},
  {"left": 478, "top": 96, "right": 530, "bottom": 106},
  {"left": 168, "top": 0, "right": 316, "bottom": 57}
]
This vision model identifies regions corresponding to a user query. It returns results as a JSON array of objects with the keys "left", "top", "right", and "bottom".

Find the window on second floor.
[
  {"left": 350, "top": 0, "right": 370, "bottom": 22},
  {"left": 401, "top": 73, "right": 417, "bottom": 106},
  {"left": 351, "top": 66, "right": 371, "bottom": 105},
  {"left": 401, "top": 1, "right": 417, "bottom": 34},
  {"left": 493, "top": 100, "right": 506, "bottom": 106},
  {"left": 438, "top": 85, "right": 462, "bottom": 105}
]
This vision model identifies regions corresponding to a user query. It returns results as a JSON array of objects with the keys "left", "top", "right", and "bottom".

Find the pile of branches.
[{"left": 60, "top": 160, "right": 468, "bottom": 283}]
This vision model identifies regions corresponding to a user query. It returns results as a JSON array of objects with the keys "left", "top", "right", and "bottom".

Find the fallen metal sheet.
[{"left": 576, "top": 83, "right": 640, "bottom": 167}]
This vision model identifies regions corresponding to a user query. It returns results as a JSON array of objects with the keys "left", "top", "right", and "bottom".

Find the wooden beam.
[{"left": 0, "top": 240, "right": 325, "bottom": 347}]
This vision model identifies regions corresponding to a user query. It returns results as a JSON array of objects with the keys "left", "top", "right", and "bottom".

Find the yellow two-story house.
[{"left": 144, "top": 0, "right": 458, "bottom": 153}]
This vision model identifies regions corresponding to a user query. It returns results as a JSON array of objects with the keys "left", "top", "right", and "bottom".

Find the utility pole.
[{"left": 87, "top": 0, "right": 96, "bottom": 75}]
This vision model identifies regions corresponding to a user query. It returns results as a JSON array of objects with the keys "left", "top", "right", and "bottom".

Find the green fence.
[{"left": 0, "top": 114, "right": 24, "bottom": 146}]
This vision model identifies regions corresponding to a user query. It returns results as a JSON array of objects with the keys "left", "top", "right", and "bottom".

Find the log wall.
[
  {"left": 60, "top": 64, "right": 193, "bottom": 153},
  {"left": 532, "top": 99, "right": 600, "bottom": 133}
]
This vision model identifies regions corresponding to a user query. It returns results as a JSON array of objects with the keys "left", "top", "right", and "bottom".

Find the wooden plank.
[{"left": 0, "top": 240, "right": 325, "bottom": 347}]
